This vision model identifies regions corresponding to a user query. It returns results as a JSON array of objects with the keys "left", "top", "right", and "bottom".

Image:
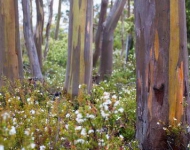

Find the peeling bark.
[
  {"left": 135, "top": 0, "right": 189, "bottom": 149},
  {"left": 64, "top": 0, "right": 93, "bottom": 97}
]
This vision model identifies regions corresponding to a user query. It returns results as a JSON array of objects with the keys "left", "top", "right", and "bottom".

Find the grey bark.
[
  {"left": 22, "top": 0, "right": 43, "bottom": 79},
  {"left": 99, "top": 0, "right": 127, "bottom": 81},
  {"left": 34, "top": 0, "right": 44, "bottom": 68},
  {"left": 44, "top": 0, "right": 54, "bottom": 61},
  {"left": 93, "top": 0, "right": 109, "bottom": 67},
  {"left": 54, "top": 0, "right": 62, "bottom": 40}
]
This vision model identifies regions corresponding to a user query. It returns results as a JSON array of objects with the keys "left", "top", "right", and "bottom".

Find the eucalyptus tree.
[
  {"left": 64, "top": 0, "right": 93, "bottom": 97},
  {"left": 99, "top": 0, "right": 127, "bottom": 81},
  {"left": 0, "top": 0, "right": 23, "bottom": 86},
  {"left": 54, "top": 0, "right": 62, "bottom": 40},
  {"left": 22, "top": 0, "right": 43, "bottom": 79},
  {"left": 34, "top": 0, "right": 44, "bottom": 68},
  {"left": 135, "top": 0, "right": 189, "bottom": 149},
  {"left": 44, "top": 0, "right": 54, "bottom": 61},
  {"left": 93, "top": 0, "right": 109, "bottom": 67}
]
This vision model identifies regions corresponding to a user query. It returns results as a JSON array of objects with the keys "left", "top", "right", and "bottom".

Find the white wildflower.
[
  {"left": 78, "top": 85, "right": 81, "bottom": 89},
  {"left": 13, "top": 118, "right": 17, "bottom": 125},
  {"left": 24, "top": 128, "right": 30, "bottom": 136},
  {"left": 76, "top": 113, "right": 83, "bottom": 119},
  {"left": 187, "top": 126, "right": 190, "bottom": 133},
  {"left": 118, "top": 108, "right": 124, "bottom": 113},
  {"left": 44, "top": 127, "right": 48, "bottom": 132},
  {"left": 75, "top": 126, "right": 82, "bottom": 130},
  {"left": 40, "top": 145, "right": 46, "bottom": 150},
  {"left": 106, "top": 134, "right": 109, "bottom": 139},
  {"left": 66, "top": 113, "right": 70, "bottom": 118},
  {"left": 119, "top": 135, "right": 124, "bottom": 139},
  {"left": 27, "top": 98, "right": 33, "bottom": 105},
  {"left": 114, "top": 101, "right": 120, "bottom": 107},
  {"left": 65, "top": 125, "right": 69, "bottom": 129},
  {"left": 114, "top": 110, "right": 118, "bottom": 114},
  {"left": 157, "top": 122, "right": 160, "bottom": 125},
  {"left": 173, "top": 117, "right": 177, "bottom": 121},
  {"left": 30, "top": 143, "right": 36, "bottom": 148},
  {"left": 104, "top": 99, "right": 112, "bottom": 105},
  {"left": 30, "top": 110, "right": 35, "bottom": 115},
  {"left": 163, "top": 127, "right": 167, "bottom": 130},
  {"left": 0, "top": 145, "right": 4, "bottom": 150},
  {"left": 188, "top": 143, "right": 190, "bottom": 148},
  {"left": 98, "top": 139, "right": 105, "bottom": 146},
  {"left": 88, "top": 130, "right": 94, "bottom": 134},
  {"left": 76, "top": 118, "right": 85, "bottom": 123},
  {"left": 81, "top": 128, "right": 86, "bottom": 136},
  {"left": 112, "top": 95, "right": 117, "bottom": 99},
  {"left": 178, "top": 122, "right": 182, "bottom": 126},
  {"left": 103, "top": 105, "right": 109, "bottom": 111},
  {"left": 75, "top": 139, "right": 85, "bottom": 144},
  {"left": 101, "top": 110, "right": 109, "bottom": 118},
  {"left": 103, "top": 92, "right": 110, "bottom": 100},
  {"left": 8, "top": 98, "right": 12, "bottom": 102},
  {"left": 1, "top": 112, "right": 10, "bottom": 120},
  {"left": 86, "top": 114, "right": 95, "bottom": 119},
  {"left": 9, "top": 126, "right": 16, "bottom": 135}
]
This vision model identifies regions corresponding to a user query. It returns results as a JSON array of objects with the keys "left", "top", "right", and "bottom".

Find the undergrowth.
[{"left": 0, "top": 38, "right": 138, "bottom": 149}]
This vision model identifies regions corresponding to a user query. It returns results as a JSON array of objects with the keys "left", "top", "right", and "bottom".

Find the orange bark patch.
[
  {"left": 147, "top": 48, "right": 154, "bottom": 120},
  {"left": 154, "top": 30, "right": 159, "bottom": 61}
]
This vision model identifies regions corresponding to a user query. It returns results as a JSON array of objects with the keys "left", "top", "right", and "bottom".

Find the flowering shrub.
[{"left": 0, "top": 77, "right": 137, "bottom": 149}]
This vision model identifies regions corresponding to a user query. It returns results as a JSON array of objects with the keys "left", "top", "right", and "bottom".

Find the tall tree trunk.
[
  {"left": 93, "top": 0, "right": 109, "bottom": 67},
  {"left": 120, "top": 6, "right": 126, "bottom": 58},
  {"left": 30, "top": 0, "right": 33, "bottom": 33},
  {"left": 99, "top": 0, "right": 127, "bottom": 81},
  {"left": 34, "top": 0, "right": 44, "bottom": 68},
  {"left": 44, "top": 0, "right": 54, "bottom": 61},
  {"left": 22, "top": 0, "right": 43, "bottom": 79},
  {"left": 135, "top": 0, "right": 189, "bottom": 149},
  {"left": 64, "top": 0, "right": 93, "bottom": 97},
  {"left": 0, "top": 0, "right": 22, "bottom": 85},
  {"left": 127, "top": 0, "right": 130, "bottom": 18},
  {"left": 54, "top": 0, "right": 62, "bottom": 40},
  {"left": 15, "top": 0, "right": 24, "bottom": 79}
]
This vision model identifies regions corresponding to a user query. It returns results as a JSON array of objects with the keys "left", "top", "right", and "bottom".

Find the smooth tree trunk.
[
  {"left": 0, "top": 0, "right": 23, "bottom": 86},
  {"left": 120, "top": 6, "right": 126, "bottom": 58},
  {"left": 15, "top": 0, "right": 24, "bottom": 78},
  {"left": 44, "top": 0, "right": 54, "bottom": 61},
  {"left": 127, "top": 0, "right": 130, "bottom": 18},
  {"left": 93, "top": 0, "right": 109, "bottom": 67},
  {"left": 34, "top": 0, "right": 44, "bottom": 68},
  {"left": 125, "top": 33, "right": 133, "bottom": 62},
  {"left": 99, "top": 0, "right": 127, "bottom": 80},
  {"left": 54, "top": 0, "right": 62, "bottom": 40},
  {"left": 30, "top": 0, "right": 33, "bottom": 33},
  {"left": 135, "top": 0, "right": 189, "bottom": 149},
  {"left": 64, "top": 0, "right": 93, "bottom": 97},
  {"left": 22, "top": 0, "right": 43, "bottom": 79}
]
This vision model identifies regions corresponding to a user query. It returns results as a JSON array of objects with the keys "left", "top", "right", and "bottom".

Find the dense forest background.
[{"left": 0, "top": 0, "right": 190, "bottom": 149}]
